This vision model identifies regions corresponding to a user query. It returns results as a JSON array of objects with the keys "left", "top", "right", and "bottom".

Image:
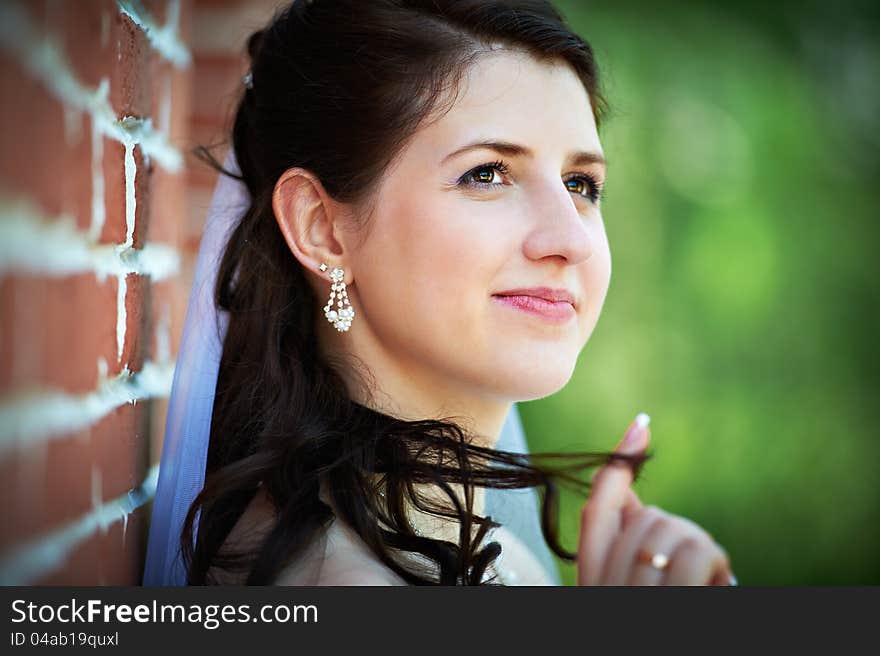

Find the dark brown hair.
[{"left": 182, "top": 0, "right": 649, "bottom": 585}]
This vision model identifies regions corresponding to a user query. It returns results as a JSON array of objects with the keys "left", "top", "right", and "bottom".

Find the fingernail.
[
  {"left": 623, "top": 412, "right": 650, "bottom": 447},
  {"left": 728, "top": 574, "right": 738, "bottom": 586}
]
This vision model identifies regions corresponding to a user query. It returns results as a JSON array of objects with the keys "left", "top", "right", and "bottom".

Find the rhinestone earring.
[{"left": 319, "top": 262, "right": 355, "bottom": 331}]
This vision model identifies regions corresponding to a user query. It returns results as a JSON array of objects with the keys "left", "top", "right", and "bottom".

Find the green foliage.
[{"left": 521, "top": 0, "right": 880, "bottom": 585}]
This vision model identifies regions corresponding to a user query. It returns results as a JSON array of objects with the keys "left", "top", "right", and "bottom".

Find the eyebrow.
[{"left": 440, "top": 139, "right": 607, "bottom": 168}]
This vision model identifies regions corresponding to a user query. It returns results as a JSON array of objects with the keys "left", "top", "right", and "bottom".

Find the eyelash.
[{"left": 457, "top": 159, "right": 604, "bottom": 203}]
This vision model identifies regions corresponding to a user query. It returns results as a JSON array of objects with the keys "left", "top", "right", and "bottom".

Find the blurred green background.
[{"left": 519, "top": 0, "right": 880, "bottom": 585}]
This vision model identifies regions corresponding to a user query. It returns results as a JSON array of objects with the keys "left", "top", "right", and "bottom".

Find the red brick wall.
[{"left": 0, "top": 0, "right": 265, "bottom": 586}]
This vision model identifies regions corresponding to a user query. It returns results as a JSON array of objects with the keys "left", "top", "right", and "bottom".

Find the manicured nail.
[
  {"left": 728, "top": 574, "right": 738, "bottom": 586},
  {"left": 623, "top": 412, "right": 650, "bottom": 447}
]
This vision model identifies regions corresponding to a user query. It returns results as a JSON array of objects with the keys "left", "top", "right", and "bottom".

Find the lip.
[
  {"left": 493, "top": 286, "right": 576, "bottom": 306},
  {"left": 491, "top": 290, "right": 576, "bottom": 323}
]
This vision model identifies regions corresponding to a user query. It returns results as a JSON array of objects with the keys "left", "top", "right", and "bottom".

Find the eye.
[
  {"left": 456, "top": 161, "right": 605, "bottom": 204},
  {"left": 565, "top": 173, "right": 604, "bottom": 204},
  {"left": 457, "top": 160, "right": 510, "bottom": 188}
]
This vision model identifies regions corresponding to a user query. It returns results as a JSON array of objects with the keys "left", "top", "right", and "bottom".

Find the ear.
[{"left": 272, "top": 167, "right": 350, "bottom": 281}]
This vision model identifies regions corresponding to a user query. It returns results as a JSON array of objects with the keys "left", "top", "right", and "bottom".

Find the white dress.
[{"left": 271, "top": 510, "right": 557, "bottom": 586}]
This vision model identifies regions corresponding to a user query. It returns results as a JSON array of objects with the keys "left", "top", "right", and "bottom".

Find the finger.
[
  {"left": 627, "top": 513, "right": 682, "bottom": 585},
  {"left": 630, "top": 514, "right": 727, "bottom": 586},
  {"left": 707, "top": 566, "right": 738, "bottom": 586},
  {"left": 589, "top": 413, "right": 651, "bottom": 509},
  {"left": 621, "top": 487, "right": 644, "bottom": 529},
  {"left": 602, "top": 505, "right": 666, "bottom": 585},
  {"left": 664, "top": 538, "right": 730, "bottom": 586},
  {"left": 660, "top": 516, "right": 733, "bottom": 581},
  {"left": 578, "top": 413, "right": 651, "bottom": 585}
]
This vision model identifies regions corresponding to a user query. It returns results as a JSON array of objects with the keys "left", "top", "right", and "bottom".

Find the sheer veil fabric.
[
  {"left": 142, "top": 152, "right": 243, "bottom": 585},
  {"left": 142, "top": 152, "right": 561, "bottom": 586}
]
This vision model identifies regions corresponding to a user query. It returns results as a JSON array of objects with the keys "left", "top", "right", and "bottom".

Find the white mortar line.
[
  {"left": 0, "top": 194, "right": 180, "bottom": 282},
  {"left": 88, "top": 80, "right": 109, "bottom": 243},
  {"left": 122, "top": 129, "right": 137, "bottom": 251},
  {"left": 0, "top": 357, "right": 176, "bottom": 457},
  {"left": 117, "top": 0, "right": 191, "bottom": 69},
  {"left": 116, "top": 274, "right": 129, "bottom": 362},
  {"left": 0, "top": 2, "right": 183, "bottom": 172},
  {"left": 62, "top": 105, "right": 83, "bottom": 146},
  {"left": 116, "top": 135, "right": 139, "bottom": 361},
  {"left": 0, "top": 463, "right": 160, "bottom": 585}
]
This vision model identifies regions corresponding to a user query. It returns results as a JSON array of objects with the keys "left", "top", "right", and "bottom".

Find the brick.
[
  {"left": 0, "top": 53, "right": 69, "bottom": 220},
  {"left": 0, "top": 399, "right": 149, "bottom": 553},
  {"left": 35, "top": 512, "right": 147, "bottom": 585},
  {"left": 0, "top": 0, "right": 265, "bottom": 586},
  {"left": 185, "top": 131, "right": 229, "bottom": 189},
  {"left": 109, "top": 10, "right": 152, "bottom": 119},
  {"left": 62, "top": 113, "right": 96, "bottom": 234},
  {"left": 88, "top": 394, "right": 150, "bottom": 503},
  {"left": 183, "top": 185, "right": 218, "bottom": 255},
  {"left": 148, "top": 165, "right": 186, "bottom": 246},
  {"left": 191, "top": 53, "right": 244, "bottom": 124},
  {"left": 150, "top": 58, "right": 192, "bottom": 145},
  {"left": 192, "top": 0, "right": 274, "bottom": 56},
  {"left": 56, "top": 0, "right": 116, "bottom": 92},
  {"left": 0, "top": 426, "right": 92, "bottom": 549},
  {"left": 146, "top": 165, "right": 183, "bottom": 246},
  {"left": 142, "top": 0, "right": 169, "bottom": 26},
  {"left": 149, "top": 278, "right": 186, "bottom": 362},
  {"left": 0, "top": 272, "right": 117, "bottom": 397},
  {"left": 118, "top": 273, "right": 148, "bottom": 372},
  {"left": 149, "top": 396, "right": 170, "bottom": 466},
  {"left": 0, "top": 278, "right": 13, "bottom": 393},
  {"left": 147, "top": 66, "right": 189, "bottom": 248}
]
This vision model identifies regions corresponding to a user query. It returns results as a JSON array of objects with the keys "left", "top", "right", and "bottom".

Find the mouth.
[
  {"left": 493, "top": 286, "right": 576, "bottom": 306},
  {"left": 491, "top": 293, "right": 576, "bottom": 323}
]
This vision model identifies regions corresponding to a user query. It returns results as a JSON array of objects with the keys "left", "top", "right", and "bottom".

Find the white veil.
[{"left": 142, "top": 151, "right": 244, "bottom": 585}]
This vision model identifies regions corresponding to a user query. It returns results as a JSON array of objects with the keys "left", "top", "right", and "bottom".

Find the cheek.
[
  {"left": 578, "top": 229, "right": 612, "bottom": 332},
  {"left": 386, "top": 198, "right": 502, "bottom": 302},
  {"left": 587, "top": 225, "right": 611, "bottom": 285},
  {"left": 354, "top": 198, "right": 502, "bottom": 340}
]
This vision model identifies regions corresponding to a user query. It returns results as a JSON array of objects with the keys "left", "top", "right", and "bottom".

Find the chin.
[{"left": 494, "top": 358, "right": 578, "bottom": 402}]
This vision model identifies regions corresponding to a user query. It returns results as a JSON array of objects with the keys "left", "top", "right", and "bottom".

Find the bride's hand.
[{"left": 577, "top": 414, "right": 736, "bottom": 586}]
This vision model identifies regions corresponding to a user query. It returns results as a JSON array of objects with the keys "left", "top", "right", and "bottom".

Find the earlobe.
[{"left": 271, "top": 167, "right": 344, "bottom": 276}]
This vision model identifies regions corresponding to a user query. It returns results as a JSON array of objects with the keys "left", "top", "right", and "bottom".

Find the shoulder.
[
  {"left": 206, "top": 485, "right": 278, "bottom": 585},
  {"left": 273, "top": 517, "right": 408, "bottom": 586},
  {"left": 488, "top": 525, "right": 557, "bottom": 586},
  {"left": 305, "top": 562, "right": 402, "bottom": 586},
  {"left": 272, "top": 553, "right": 404, "bottom": 586},
  {"left": 214, "top": 484, "right": 408, "bottom": 586}
]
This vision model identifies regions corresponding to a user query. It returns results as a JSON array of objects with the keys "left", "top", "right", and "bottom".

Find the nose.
[{"left": 521, "top": 177, "right": 595, "bottom": 265}]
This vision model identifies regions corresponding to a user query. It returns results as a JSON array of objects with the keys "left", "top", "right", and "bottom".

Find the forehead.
[{"left": 416, "top": 48, "right": 602, "bottom": 159}]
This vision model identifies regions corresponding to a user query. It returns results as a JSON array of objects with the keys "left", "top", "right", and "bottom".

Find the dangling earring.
[{"left": 319, "top": 262, "right": 355, "bottom": 331}]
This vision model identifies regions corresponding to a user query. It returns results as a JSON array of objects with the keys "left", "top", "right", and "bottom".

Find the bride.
[{"left": 144, "top": 0, "right": 736, "bottom": 586}]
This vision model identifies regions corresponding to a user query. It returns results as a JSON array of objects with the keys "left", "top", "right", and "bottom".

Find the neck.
[
  {"left": 318, "top": 312, "right": 513, "bottom": 451},
  {"left": 357, "top": 391, "right": 505, "bottom": 547},
  {"left": 317, "top": 319, "right": 512, "bottom": 547}
]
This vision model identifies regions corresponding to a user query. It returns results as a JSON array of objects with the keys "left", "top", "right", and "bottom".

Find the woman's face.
[{"left": 343, "top": 49, "right": 611, "bottom": 409}]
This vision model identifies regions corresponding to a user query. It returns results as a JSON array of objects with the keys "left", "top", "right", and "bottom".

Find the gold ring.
[{"left": 636, "top": 548, "right": 670, "bottom": 571}]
